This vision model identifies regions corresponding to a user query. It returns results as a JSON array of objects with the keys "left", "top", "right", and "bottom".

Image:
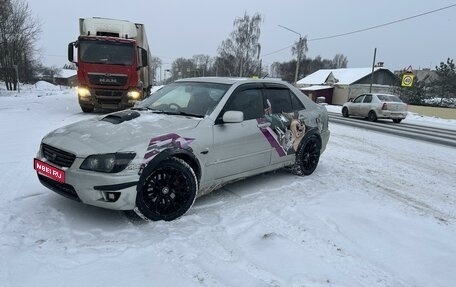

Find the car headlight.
[
  {"left": 80, "top": 152, "right": 136, "bottom": 173},
  {"left": 78, "top": 87, "right": 91, "bottom": 97},
  {"left": 127, "top": 89, "right": 141, "bottom": 100}
]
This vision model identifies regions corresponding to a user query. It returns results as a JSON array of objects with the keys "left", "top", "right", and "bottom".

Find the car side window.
[
  {"left": 291, "top": 92, "right": 305, "bottom": 110},
  {"left": 363, "top": 95, "right": 372, "bottom": 103},
  {"left": 265, "top": 88, "right": 301, "bottom": 113},
  {"left": 353, "top": 95, "right": 364, "bottom": 103},
  {"left": 225, "top": 88, "right": 263, "bottom": 120}
]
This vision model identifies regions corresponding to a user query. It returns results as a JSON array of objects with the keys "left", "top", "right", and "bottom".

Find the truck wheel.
[
  {"left": 81, "top": 106, "right": 94, "bottom": 113},
  {"left": 136, "top": 157, "right": 198, "bottom": 221},
  {"left": 291, "top": 135, "right": 321, "bottom": 176}
]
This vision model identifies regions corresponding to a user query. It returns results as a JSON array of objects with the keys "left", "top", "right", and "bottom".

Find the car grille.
[
  {"left": 88, "top": 73, "right": 127, "bottom": 86},
  {"left": 38, "top": 175, "right": 81, "bottom": 202},
  {"left": 42, "top": 144, "right": 76, "bottom": 168}
]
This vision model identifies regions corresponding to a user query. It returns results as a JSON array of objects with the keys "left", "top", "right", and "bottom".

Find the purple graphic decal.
[
  {"left": 257, "top": 118, "right": 287, "bottom": 157},
  {"left": 144, "top": 133, "right": 194, "bottom": 162},
  {"left": 257, "top": 113, "right": 307, "bottom": 157}
]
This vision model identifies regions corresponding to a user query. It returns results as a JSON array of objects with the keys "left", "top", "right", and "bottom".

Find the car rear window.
[{"left": 377, "top": 95, "right": 402, "bottom": 102}]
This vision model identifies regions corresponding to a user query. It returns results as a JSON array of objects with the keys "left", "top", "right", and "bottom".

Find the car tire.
[
  {"left": 342, "top": 107, "right": 349, "bottom": 118},
  {"left": 368, "top": 110, "right": 377, "bottom": 122},
  {"left": 392, "top": 119, "right": 402, "bottom": 123},
  {"left": 291, "top": 135, "right": 321, "bottom": 176},
  {"left": 80, "top": 105, "right": 94, "bottom": 113},
  {"left": 136, "top": 157, "right": 198, "bottom": 221}
]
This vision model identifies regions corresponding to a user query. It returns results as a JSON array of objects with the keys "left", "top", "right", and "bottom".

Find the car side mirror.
[{"left": 222, "top": 111, "right": 243, "bottom": 123}]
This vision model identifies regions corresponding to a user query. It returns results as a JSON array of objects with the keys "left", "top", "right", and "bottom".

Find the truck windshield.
[{"left": 78, "top": 40, "right": 135, "bottom": 65}]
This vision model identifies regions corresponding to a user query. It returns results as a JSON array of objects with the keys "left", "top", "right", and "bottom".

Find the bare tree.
[
  {"left": 217, "top": 12, "right": 262, "bottom": 77},
  {"left": 332, "top": 54, "right": 348, "bottom": 68},
  {"left": 149, "top": 56, "right": 162, "bottom": 83},
  {"left": 291, "top": 36, "right": 308, "bottom": 82},
  {"left": 0, "top": 0, "right": 41, "bottom": 90},
  {"left": 170, "top": 57, "right": 195, "bottom": 80},
  {"left": 192, "top": 54, "right": 211, "bottom": 76}
]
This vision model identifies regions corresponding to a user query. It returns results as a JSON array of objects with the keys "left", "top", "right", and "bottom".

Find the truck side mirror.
[
  {"left": 138, "top": 47, "right": 148, "bottom": 68},
  {"left": 68, "top": 42, "right": 76, "bottom": 63}
]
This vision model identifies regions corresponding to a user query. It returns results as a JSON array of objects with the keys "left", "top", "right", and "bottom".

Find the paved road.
[{"left": 328, "top": 112, "right": 456, "bottom": 148}]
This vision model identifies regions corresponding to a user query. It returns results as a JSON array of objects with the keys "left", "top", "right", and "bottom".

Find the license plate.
[{"left": 34, "top": 159, "right": 65, "bottom": 183}]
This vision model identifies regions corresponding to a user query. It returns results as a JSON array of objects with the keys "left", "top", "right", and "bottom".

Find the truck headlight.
[
  {"left": 80, "top": 152, "right": 136, "bottom": 173},
  {"left": 78, "top": 87, "right": 91, "bottom": 98},
  {"left": 127, "top": 89, "right": 141, "bottom": 100}
]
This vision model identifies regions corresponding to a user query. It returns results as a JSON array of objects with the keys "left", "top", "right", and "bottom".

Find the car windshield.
[
  {"left": 136, "top": 82, "right": 231, "bottom": 117},
  {"left": 377, "top": 95, "right": 403, "bottom": 102},
  {"left": 79, "top": 39, "right": 135, "bottom": 65}
]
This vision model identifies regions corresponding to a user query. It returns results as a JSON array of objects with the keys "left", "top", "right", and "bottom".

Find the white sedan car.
[
  {"left": 34, "top": 77, "right": 330, "bottom": 221},
  {"left": 342, "top": 93, "right": 408, "bottom": 123}
]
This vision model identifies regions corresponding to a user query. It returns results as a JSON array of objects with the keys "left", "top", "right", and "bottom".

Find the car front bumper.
[{"left": 36, "top": 156, "right": 140, "bottom": 211}]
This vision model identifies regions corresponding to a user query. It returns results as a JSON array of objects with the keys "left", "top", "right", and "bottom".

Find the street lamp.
[{"left": 278, "top": 25, "right": 303, "bottom": 84}]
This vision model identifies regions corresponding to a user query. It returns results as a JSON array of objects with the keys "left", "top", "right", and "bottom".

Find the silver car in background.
[
  {"left": 34, "top": 77, "right": 330, "bottom": 221},
  {"left": 342, "top": 93, "right": 408, "bottom": 123}
]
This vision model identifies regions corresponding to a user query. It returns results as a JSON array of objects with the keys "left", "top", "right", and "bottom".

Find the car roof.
[
  {"left": 176, "top": 77, "right": 289, "bottom": 86},
  {"left": 365, "top": 93, "right": 398, "bottom": 97}
]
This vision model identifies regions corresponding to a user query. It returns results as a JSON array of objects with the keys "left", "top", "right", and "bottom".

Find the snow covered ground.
[{"left": 1, "top": 83, "right": 455, "bottom": 287}]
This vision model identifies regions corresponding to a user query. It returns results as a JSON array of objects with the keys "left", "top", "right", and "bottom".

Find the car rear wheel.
[
  {"left": 392, "top": 119, "right": 402, "bottom": 123},
  {"left": 291, "top": 135, "right": 321, "bottom": 176},
  {"left": 136, "top": 157, "right": 198, "bottom": 221},
  {"left": 342, "top": 107, "right": 349, "bottom": 117},
  {"left": 368, "top": 110, "right": 377, "bottom": 122}
]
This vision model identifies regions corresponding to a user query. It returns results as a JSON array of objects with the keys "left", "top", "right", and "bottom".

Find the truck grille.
[
  {"left": 88, "top": 73, "right": 128, "bottom": 86},
  {"left": 42, "top": 144, "right": 76, "bottom": 168}
]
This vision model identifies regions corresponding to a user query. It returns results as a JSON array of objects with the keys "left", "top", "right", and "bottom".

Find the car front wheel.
[
  {"left": 136, "top": 157, "right": 198, "bottom": 221},
  {"left": 291, "top": 135, "right": 321, "bottom": 176},
  {"left": 342, "top": 107, "right": 349, "bottom": 117},
  {"left": 392, "top": 119, "right": 402, "bottom": 123}
]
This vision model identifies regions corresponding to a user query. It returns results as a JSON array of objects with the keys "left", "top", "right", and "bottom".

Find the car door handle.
[{"left": 257, "top": 122, "right": 271, "bottom": 128}]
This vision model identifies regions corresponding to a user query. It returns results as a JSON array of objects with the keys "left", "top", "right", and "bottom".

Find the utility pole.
[
  {"left": 369, "top": 48, "right": 377, "bottom": 93},
  {"left": 278, "top": 25, "right": 303, "bottom": 84}
]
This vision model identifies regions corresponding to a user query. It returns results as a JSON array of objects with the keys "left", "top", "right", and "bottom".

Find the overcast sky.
[{"left": 28, "top": 0, "right": 455, "bottom": 75}]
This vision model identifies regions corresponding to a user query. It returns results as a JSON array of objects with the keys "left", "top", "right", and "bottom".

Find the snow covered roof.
[
  {"left": 297, "top": 67, "right": 386, "bottom": 86},
  {"left": 300, "top": 85, "right": 333, "bottom": 91},
  {"left": 57, "top": 69, "right": 77, "bottom": 78}
]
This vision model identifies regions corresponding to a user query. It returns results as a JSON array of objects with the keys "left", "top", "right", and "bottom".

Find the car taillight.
[{"left": 382, "top": 103, "right": 388, "bottom": 110}]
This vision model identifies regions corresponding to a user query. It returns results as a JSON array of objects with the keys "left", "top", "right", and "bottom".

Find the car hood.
[{"left": 42, "top": 111, "right": 201, "bottom": 157}]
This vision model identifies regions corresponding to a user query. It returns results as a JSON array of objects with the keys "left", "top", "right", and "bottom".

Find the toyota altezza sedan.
[
  {"left": 34, "top": 77, "right": 330, "bottom": 221},
  {"left": 342, "top": 93, "right": 408, "bottom": 123}
]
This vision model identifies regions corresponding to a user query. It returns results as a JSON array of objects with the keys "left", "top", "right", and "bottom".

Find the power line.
[{"left": 261, "top": 3, "right": 456, "bottom": 58}]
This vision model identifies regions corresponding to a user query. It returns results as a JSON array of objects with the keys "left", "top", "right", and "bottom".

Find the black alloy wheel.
[
  {"left": 292, "top": 135, "right": 321, "bottom": 176},
  {"left": 136, "top": 157, "right": 197, "bottom": 221}
]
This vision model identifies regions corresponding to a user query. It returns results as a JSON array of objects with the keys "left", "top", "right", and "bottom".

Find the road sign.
[{"left": 402, "top": 74, "right": 414, "bottom": 87}]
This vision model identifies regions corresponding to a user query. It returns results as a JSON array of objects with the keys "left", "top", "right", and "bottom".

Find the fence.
[{"left": 408, "top": 105, "right": 456, "bottom": 120}]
